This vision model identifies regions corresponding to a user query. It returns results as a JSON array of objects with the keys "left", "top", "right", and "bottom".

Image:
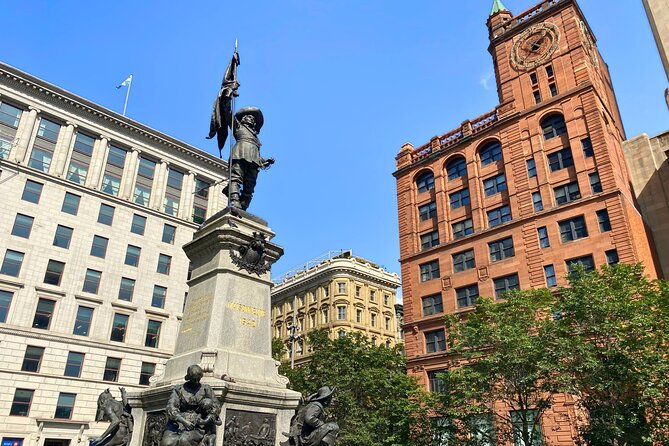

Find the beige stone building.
[
  {"left": 623, "top": 131, "right": 669, "bottom": 278},
  {"left": 0, "top": 62, "right": 227, "bottom": 446},
  {"left": 271, "top": 251, "right": 401, "bottom": 366},
  {"left": 642, "top": 0, "right": 669, "bottom": 106}
]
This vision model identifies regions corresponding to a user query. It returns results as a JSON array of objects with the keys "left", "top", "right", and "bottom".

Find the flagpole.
[
  {"left": 227, "top": 40, "right": 237, "bottom": 212},
  {"left": 123, "top": 75, "right": 132, "bottom": 116}
]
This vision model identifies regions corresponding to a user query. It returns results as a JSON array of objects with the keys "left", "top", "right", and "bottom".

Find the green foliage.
[
  {"left": 272, "top": 337, "right": 286, "bottom": 361},
  {"left": 282, "top": 329, "right": 432, "bottom": 446},
  {"left": 438, "top": 264, "right": 669, "bottom": 446},
  {"left": 441, "top": 288, "right": 564, "bottom": 446},
  {"left": 554, "top": 263, "right": 669, "bottom": 445}
]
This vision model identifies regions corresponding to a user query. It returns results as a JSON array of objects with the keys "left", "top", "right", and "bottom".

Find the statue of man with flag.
[{"left": 207, "top": 45, "right": 274, "bottom": 212}]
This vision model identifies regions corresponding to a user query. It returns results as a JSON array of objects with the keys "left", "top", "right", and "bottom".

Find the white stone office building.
[{"left": 0, "top": 62, "right": 227, "bottom": 446}]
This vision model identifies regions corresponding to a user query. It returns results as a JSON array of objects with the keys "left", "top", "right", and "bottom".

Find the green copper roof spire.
[{"left": 490, "top": 0, "right": 509, "bottom": 16}]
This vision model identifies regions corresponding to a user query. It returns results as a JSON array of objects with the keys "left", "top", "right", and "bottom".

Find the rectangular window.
[
  {"left": 131, "top": 214, "right": 147, "bottom": 235},
  {"left": 527, "top": 158, "right": 537, "bottom": 178},
  {"left": 118, "top": 278, "right": 135, "bottom": 301},
  {"left": 419, "top": 201, "right": 437, "bottom": 221},
  {"left": 338, "top": 282, "right": 346, "bottom": 293},
  {"left": 164, "top": 168, "right": 184, "bottom": 216},
  {"left": 83, "top": 269, "right": 102, "bottom": 294},
  {"left": 139, "top": 362, "right": 156, "bottom": 385},
  {"left": 597, "top": 209, "right": 611, "bottom": 232},
  {"left": 30, "top": 118, "right": 60, "bottom": 171},
  {"left": 134, "top": 157, "right": 156, "bottom": 206},
  {"left": 21, "top": 346, "right": 45, "bottom": 372},
  {"left": 28, "top": 146, "right": 54, "bottom": 173},
  {"left": 152, "top": 285, "right": 167, "bottom": 308},
  {"left": 157, "top": 254, "right": 172, "bottom": 275},
  {"left": 54, "top": 393, "right": 76, "bottom": 419},
  {"left": 494, "top": 274, "right": 520, "bottom": 299},
  {"left": 530, "top": 72, "right": 538, "bottom": 85},
  {"left": 483, "top": 174, "right": 507, "bottom": 196},
  {"left": 549, "top": 83, "right": 558, "bottom": 97},
  {"left": 355, "top": 286, "right": 361, "bottom": 297},
  {"left": 64, "top": 352, "right": 85, "bottom": 377},
  {"left": 0, "top": 136, "right": 11, "bottom": 160},
  {"left": 61, "top": 192, "right": 81, "bottom": 215},
  {"left": 337, "top": 306, "right": 346, "bottom": 320},
  {"left": 422, "top": 294, "right": 443, "bottom": 316},
  {"left": 355, "top": 309, "right": 362, "bottom": 323},
  {"left": 420, "top": 231, "right": 439, "bottom": 250},
  {"left": 90, "top": 235, "right": 109, "bottom": 258},
  {"left": 420, "top": 260, "right": 440, "bottom": 282},
  {"left": 566, "top": 255, "right": 596, "bottom": 274},
  {"left": 606, "top": 249, "right": 619, "bottom": 265},
  {"left": 125, "top": 245, "right": 141, "bottom": 267},
  {"left": 145, "top": 320, "right": 162, "bottom": 348},
  {"left": 449, "top": 188, "right": 470, "bottom": 209},
  {"left": 487, "top": 205, "right": 511, "bottom": 227},
  {"left": 547, "top": 147, "right": 574, "bottom": 172},
  {"left": 589, "top": 172, "right": 602, "bottom": 193},
  {"left": 67, "top": 133, "right": 96, "bottom": 184},
  {"left": 1, "top": 250, "right": 24, "bottom": 277},
  {"left": 538, "top": 226, "right": 550, "bottom": 248},
  {"left": 322, "top": 308, "right": 329, "bottom": 323},
  {"left": 428, "top": 369, "right": 447, "bottom": 393},
  {"left": 9, "top": 389, "right": 34, "bottom": 416},
  {"left": 533, "top": 90, "right": 542, "bottom": 104},
  {"left": 554, "top": 181, "right": 581, "bottom": 206},
  {"left": 193, "top": 179, "right": 210, "bottom": 224},
  {"left": 162, "top": 224, "right": 177, "bottom": 244},
  {"left": 32, "top": 298, "right": 55, "bottom": 330},
  {"left": 73, "top": 306, "right": 93, "bottom": 336},
  {"left": 0, "top": 290, "right": 13, "bottom": 322},
  {"left": 559, "top": 215, "right": 588, "bottom": 242},
  {"left": 581, "top": 137, "right": 594, "bottom": 157},
  {"left": 546, "top": 65, "right": 554, "bottom": 77},
  {"left": 533, "top": 192, "right": 543, "bottom": 211},
  {"left": 44, "top": 259, "right": 65, "bottom": 285},
  {"left": 110, "top": 313, "right": 129, "bottom": 342},
  {"left": 101, "top": 145, "right": 126, "bottom": 196},
  {"left": 22, "top": 180, "right": 43, "bottom": 204},
  {"left": 452, "top": 249, "right": 475, "bottom": 273},
  {"left": 0, "top": 102, "right": 22, "bottom": 128},
  {"left": 371, "top": 313, "right": 377, "bottom": 327},
  {"left": 489, "top": 237, "right": 515, "bottom": 262},
  {"left": 53, "top": 225, "right": 73, "bottom": 249},
  {"left": 98, "top": 204, "right": 115, "bottom": 226},
  {"left": 370, "top": 290, "right": 376, "bottom": 301},
  {"left": 103, "top": 357, "right": 122, "bottom": 382},
  {"left": 456, "top": 284, "right": 479, "bottom": 308},
  {"left": 425, "top": 329, "right": 446, "bottom": 353},
  {"left": 11, "top": 214, "right": 34, "bottom": 238},
  {"left": 511, "top": 409, "right": 544, "bottom": 446},
  {"left": 452, "top": 218, "right": 474, "bottom": 239}
]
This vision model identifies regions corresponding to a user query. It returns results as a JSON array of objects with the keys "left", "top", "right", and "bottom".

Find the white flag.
[{"left": 116, "top": 75, "right": 132, "bottom": 89}]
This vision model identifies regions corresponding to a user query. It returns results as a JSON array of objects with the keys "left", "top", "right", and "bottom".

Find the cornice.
[{"left": 0, "top": 62, "right": 227, "bottom": 172}]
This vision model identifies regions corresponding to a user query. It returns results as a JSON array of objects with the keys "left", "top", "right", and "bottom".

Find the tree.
[
  {"left": 439, "top": 288, "right": 567, "bottom": 446},
  {"left": 281, "top": 329, "right": 433, "bottom": 446},
  {"left": 272, "top": 337, "right": 287, "bottom": 362},
  {"left": 554, "top": 263, "right": 669, "bottom": 445}
]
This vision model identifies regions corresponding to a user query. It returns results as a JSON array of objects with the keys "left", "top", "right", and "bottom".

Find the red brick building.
[{"left": 394, "top": 0, "right": 659, "bottom": 442}]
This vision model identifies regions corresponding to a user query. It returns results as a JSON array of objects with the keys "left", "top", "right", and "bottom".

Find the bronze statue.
[
  {"left": 207, "top": 47, "right": 274, "bottom": 212},
  {"left": 92, "top": 387, "right": 133, "bottom": 446},
  {"left": 283, "top": 387, "right": 339, "bottom": 446},
  {"left": 161, "top": 365, "right": 221, "bottom": 446}
]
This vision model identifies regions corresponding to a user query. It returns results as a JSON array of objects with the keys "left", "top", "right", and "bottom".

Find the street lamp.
[{"left": 287, "top": 323, "right": 302, "bottom": 369}]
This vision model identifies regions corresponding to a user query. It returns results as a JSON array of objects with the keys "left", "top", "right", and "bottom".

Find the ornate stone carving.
[
  {"left": 510, "top": 21, "right": 561, "bottom": 71},
  {"left": 144, "top": 412, "right": 167, "bottom": 446},
  {"left": 230, "top": 232, "right": 273, "bottom": 276},
  {"left": 223, "top": 410, "right": 276, "bottom": 446}
]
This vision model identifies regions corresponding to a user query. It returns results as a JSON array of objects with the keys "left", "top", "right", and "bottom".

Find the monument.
[{"left": 126, "top": 45, "right": 301, "bottom": 446}]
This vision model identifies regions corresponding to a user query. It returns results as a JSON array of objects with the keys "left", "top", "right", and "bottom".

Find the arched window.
[
  {"left": 479, "top": 141, "right": 503, "bottom": 166},
  {"left": 416, "top": 171, "right": 435, "bottom": 193},
  {"left": 541, "top": 114, "right": 567, "bottom": 140},
  {"left": 338, "top": 330, "right": 346, "bottom": 338},
  {"left": 446, "top": 157, "right": 467, "bottom": 180}
]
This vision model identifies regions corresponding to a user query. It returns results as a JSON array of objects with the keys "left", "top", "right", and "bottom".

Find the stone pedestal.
[{"left": 128, "top": 209, "right": 301, "bottom": 446}]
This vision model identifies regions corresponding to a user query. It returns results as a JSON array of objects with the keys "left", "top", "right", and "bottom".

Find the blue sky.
[{"left": 3, "top": 1, "right": 667, "bottom": 288}]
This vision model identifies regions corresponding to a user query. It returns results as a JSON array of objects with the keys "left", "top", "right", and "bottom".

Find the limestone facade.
[
  {"left": 0, "top": 62, "right": 226, "bottom": 445},
  {"left": 623, "top": 130, "right": 669, "bottom": 278},
  {"left": 394, "top": 0, "right": 659, "bottom": 444},
  {"left": 271, "top": 251, "right": 401, "bottom": 365},
  {"left": 642, "top": 0, "right": 669, "bottom": 106}
]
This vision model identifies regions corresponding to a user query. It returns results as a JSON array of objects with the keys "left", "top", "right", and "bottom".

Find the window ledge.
[
  {"left": 111, "top": 301, "right": 138, "bottom": 312},
  {"left": 74, "top": 294, "right": 104, "bottom": 305},
  {"left": 0, "top": 277, "right": 24, "bottom": 290},
  {"left": 34, "top": 286, "right": 65, "bottom": 298},
  {"left": 145, "top": 308, "right": 170, "bottom": 318}
]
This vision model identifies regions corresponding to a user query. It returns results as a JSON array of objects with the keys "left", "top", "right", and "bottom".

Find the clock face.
[{"left": 510, "top": 22, "right": 560, "bottom": 71}]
